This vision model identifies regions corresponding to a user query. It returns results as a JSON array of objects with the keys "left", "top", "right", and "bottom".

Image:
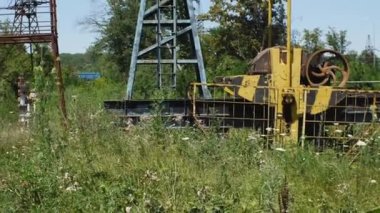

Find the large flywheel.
[{"left": 305, "top": 49, "right": 350, "bottom": 87}]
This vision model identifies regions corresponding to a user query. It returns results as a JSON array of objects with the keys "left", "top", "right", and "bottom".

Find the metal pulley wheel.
[{"left": 305, "top": 49, "right": 350, "bottom": 87}]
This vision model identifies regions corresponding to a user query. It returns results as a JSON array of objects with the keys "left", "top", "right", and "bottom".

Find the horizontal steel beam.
[
  {"left": 137, "top": 59, "right": 198, "bottom": 64},
  {"left": 138, "top": 25, "right": 191, "bottom": 57},
  {"left": 144, "top": 0, "right": 171, "bottom": 17},
  {"left": 0, "top": 34, "right": 52, "bottom": 44},
  {"left": 143, "top": 20, "right": 191, "bottom": 25}
]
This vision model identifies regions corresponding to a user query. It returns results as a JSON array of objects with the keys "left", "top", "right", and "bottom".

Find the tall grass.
[{"left": 0, "top": 79, "right": 379, "bottom": 212}]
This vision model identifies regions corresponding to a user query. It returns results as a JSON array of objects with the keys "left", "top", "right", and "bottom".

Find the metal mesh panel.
[
  {"left": 301, "top": 88, "right": 380, "bottom": 151},
  {"left": 189, "top": 83, "right": 281, "bottom": 147}
]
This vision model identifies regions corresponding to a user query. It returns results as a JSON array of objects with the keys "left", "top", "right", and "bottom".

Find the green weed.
[{"left": 1, "top": 81, "right": 379, "bottom": 212}]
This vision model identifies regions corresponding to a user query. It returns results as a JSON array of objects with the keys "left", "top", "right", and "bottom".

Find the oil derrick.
[
  {"left": 364, "top": 34, "right": 376, "bottom": 67},
  {"left": 126, "top": 0, "right": 211, "bottom": 99},
  {"left": 0, "top": 0, "right": 67, "bottom": 121},
  {"left": 9, "top": 0, "right": 49, "bottom": 34}
]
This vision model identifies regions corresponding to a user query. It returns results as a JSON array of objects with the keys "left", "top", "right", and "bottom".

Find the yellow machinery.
[
  {"left": 188, "top": 0, "right": 380, "bottom": 147},
  {"left": 105, "top": 0, "right": 380, "bottom": 149},
  {"left": 211, "top": 47, "right": 357, "bottom": 145}
]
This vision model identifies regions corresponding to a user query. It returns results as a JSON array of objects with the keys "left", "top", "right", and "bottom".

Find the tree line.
[
  {"left": 82, "top": 0, "right": 379, "bottom": 91},
  {"left": 1, "top": 0, "right": 379, "bottom": 103}
]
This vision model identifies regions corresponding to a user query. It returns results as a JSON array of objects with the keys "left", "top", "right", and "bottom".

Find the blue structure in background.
[{"left": 78, "top": 72, "right": 101, "bottom": 80}]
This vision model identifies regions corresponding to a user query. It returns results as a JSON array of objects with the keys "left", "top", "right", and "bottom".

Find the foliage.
[
  {"left": 88, "top": 0, "right": 140, "bottom": 74},
  {"left": 326, "top": 27, "right": 351, "bottom": 54},
  {"left": 0, "top": 44, "right": 30, "bottom": 122},
  {"left": 347, "top": 54, "right": 380, "bottom": 89},
  {"left": 204, "top": 0, "right": 286, "bottom": 60},
  {"left": 0, "top": 44, "right": 30, "bottom": 96},
  {"left": 2, "top": 4, "right": 380, "bottom": 212},
  {"left": 60, "top": 53, "right": 92, "bottom": 72},
  {"left": 302, "top": 28, "right": 325, "bottom": 53},
  {"left": 1, "top": 81, "right": 380, "bottom": 212}
]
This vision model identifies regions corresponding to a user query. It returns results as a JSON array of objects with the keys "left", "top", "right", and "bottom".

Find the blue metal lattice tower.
[{"left": 126, "top": 0, "right": 211, "bottom": 99}]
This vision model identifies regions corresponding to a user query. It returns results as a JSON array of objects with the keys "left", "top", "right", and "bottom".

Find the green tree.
[
  {"left": 346, "top": 50, "right": 358, "bottom": 61},
  {"left": 0, "top": 44, "right": 30, "bottom": 121},
  {"left": 0, "top": 44, "right": 30, "bottom": 98},
  {"left": 205, "top": 0, "right": 286, "bottom": 60},
  {"left": 360, "top": 48, "right": 376, "bottom": 66},
  {"left": 86, "top": 0, "right": 139, "bottom": 74},
  {"left": 326, "top": 27, "right": 351, "bottom": 54},
  {"left": 302, "top": 28, "right": 324, "bottom": 53}
]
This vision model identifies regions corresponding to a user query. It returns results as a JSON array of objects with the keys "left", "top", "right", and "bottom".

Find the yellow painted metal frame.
[
  {"left": 189, "top": 81, "right": 380, "bottom": 146},
  {"left": 188, "top": 0, "right": 380, "bottom": 146},
  {"left": 237, "top": 75, "right": 262, "bottom": 101}
]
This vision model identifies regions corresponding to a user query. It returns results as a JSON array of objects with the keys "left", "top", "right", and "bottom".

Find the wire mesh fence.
[
  {"left": 189, "top": 83, "right": 281, "bottom": 148},
  {"left": 302, "top": 88, "right": 380, "bottom": 151},
  {"left": 189, "top": 83, "right": 380, "bottom": 151}
]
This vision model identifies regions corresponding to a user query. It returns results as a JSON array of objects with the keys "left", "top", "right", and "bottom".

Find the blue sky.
[
  {"left": 57, "top": 0, "right": 102, "bottom": 53},
  {"left": 58, "top": 0, "right": 379, "bottom": 53}
]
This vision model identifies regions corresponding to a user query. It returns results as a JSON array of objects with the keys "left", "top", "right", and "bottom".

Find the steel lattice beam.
[{"left": 126, "top": 0, "right": 211, "bottom": 99}]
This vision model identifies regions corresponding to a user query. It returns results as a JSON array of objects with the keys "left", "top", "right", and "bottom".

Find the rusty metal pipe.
[{"left": 50, "top": 0, "right": 68, "bottom": 126}]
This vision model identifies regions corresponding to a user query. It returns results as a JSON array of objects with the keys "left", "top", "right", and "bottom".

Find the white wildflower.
[
  {"left": 337, "top": 183, "right": 348, "bottom": 194},
  {"left": 347, "top": 134, "right": 353, "bottom": 138},
  {"left": 64, "top": 172, "right": 70, "bottom": 180},
  {"left": 65, "top": 185, "right": 77, "bottom": 192},
  {"left": 259, "top": 159, "right": 266, "bottom": 168},
  {"left": 65, "top": 182, "right": 81, "bottom": 192},
  {"left": 370, "top": 179, "right": 377, "bottom": 184},
  {"left": 125, "top": 206, "right": 132, "bottom": 213},
  {"left": 334, "top": 129, "right": 343, "bottom": 133},
  {"left": 275, "top": 148, "right": 286, "bottom": 152},
  {"left": 355, "top": 140, "right": 367, "bottom": 147},
  {"left": 181, "top": 137, "right": 190, "bottom": 141},
  {"left": 90, "top": 114, "right": 96, "bottom": 120},
  {"left": 173, "top": 115, "right": 183, "bottom": 123},
  {"left": 196, "top": 186, "right": 210, "bottom": 201},
  {"left": 144, "top": 170, "right": 159, "bottom": 182}
]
